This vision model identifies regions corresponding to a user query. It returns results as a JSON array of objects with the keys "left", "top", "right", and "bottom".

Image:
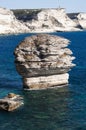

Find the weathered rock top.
[{"left": 17, "top": 34, "right": 69, "bottom": 47}]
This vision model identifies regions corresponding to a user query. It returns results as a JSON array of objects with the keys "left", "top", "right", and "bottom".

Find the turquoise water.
[{"left": 0, "top": 32, "right": 86, "bottom": 129}]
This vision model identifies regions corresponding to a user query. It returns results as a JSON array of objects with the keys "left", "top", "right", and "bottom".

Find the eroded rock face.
[{"left": 14, "top": 34, "right": 75, "bottom": 90}]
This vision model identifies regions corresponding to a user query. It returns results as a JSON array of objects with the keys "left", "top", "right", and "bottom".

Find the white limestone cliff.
[
  {"left": 0, "top": 8, "right": 29, "bottom": 34},
  {"left": 24, "top": 8, "right": 80, "bottom": 32},
  {"left": 0, "top": 7, "right": 81, "bottom": 34},
  {"left": 77, "top": 13, "right": 86, "bottom": 29}
]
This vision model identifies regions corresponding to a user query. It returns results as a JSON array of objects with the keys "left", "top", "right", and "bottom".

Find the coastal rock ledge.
[{"left": 14, "top": 34, "right": 75, "bottom": 90}]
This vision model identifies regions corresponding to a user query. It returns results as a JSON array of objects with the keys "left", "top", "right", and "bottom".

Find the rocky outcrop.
[
  {"left": 68, "top": 12, "right": 86, "bottom": 29},
  {"left": 77, "top": 13, "right": 86, "bottom": 29},
  {"left": 0, "top": 8, "right": 29, "bottom": 34},
  {"left": 0, "top": 93, "right": 23, "bottom": 111},
  {"left": 14, "top": 34, "right": 75, "bottom": 90}
]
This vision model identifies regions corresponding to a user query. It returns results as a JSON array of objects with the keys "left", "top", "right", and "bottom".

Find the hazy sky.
[{"left": 0, "top": 0, "right": 86, "bottom": 13}]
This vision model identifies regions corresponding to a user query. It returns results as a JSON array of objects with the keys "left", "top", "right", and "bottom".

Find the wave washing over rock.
[{"left": 14, "top": 34, "right": 75, "bottom": 90}]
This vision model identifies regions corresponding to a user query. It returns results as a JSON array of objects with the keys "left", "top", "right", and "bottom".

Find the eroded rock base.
[{"left": 23, "top": 73, "right": 69, "bottom": 90}]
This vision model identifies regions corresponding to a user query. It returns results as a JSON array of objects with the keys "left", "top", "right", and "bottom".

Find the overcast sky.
[{"left": 0, "top": 0, "right": 86, "bottom": 13}]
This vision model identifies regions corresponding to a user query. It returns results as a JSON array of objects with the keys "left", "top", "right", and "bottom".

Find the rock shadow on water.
[{"left": 21, "top": 86, "right": 72, "bottom": 129}]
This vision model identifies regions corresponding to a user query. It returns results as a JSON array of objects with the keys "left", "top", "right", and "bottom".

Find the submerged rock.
[
  {"left": 14, "top": 34, "right": 75, "bottom": 90},
  {"left": 0, "top": 93, "right": 23, "bottom": 111}
]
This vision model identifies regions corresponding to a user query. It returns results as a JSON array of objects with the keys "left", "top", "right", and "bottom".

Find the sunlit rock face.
[
  {"left": 0, "top": 7, "right": 29, "bottom": 34},
  {"left": 77, "top": 13, "right": 86, "bottom": 29},
  {"left": 24, "top": 8, "right": 80, "bottom": 32},
  {"left": 14, "top": 34, "right": 75, "bottom": 90}
]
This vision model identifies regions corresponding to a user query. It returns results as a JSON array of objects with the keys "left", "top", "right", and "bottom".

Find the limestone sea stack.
[{"left": 14, "top": 34, "right": 75, "bottom": 90}]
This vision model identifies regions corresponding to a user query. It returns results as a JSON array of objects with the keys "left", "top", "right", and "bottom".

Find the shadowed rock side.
[
  {"left": 77, "top": 13, "right": 86, "bottom": 29},
  {"left": 14, "top": 34, "right": 75, "bottom": 90}
]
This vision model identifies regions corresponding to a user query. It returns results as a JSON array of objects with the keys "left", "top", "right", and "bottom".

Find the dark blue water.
[{"left": 0, "top": 31, "right": 86, "bottom": 130}]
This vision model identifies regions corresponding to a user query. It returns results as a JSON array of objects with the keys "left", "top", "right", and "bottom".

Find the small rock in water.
[
  {"left": 7, "top": 93, "right": 17, "bottom": 98},
  {"left": 0, "top": 93, "right": 23, "bottom": 111}
]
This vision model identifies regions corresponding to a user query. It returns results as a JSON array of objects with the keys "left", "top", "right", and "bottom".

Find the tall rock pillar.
[{"left": 14, "top": 34, "right": 75, "bottom": 90}]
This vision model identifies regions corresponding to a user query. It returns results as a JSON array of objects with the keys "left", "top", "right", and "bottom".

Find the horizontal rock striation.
[{"left": 14, "top": 34, "right": 75, "bottom": 90}]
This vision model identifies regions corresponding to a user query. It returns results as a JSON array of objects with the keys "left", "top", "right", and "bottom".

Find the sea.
[{"left": 0, "top": 31, "right": 86, "bottom": 130}]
